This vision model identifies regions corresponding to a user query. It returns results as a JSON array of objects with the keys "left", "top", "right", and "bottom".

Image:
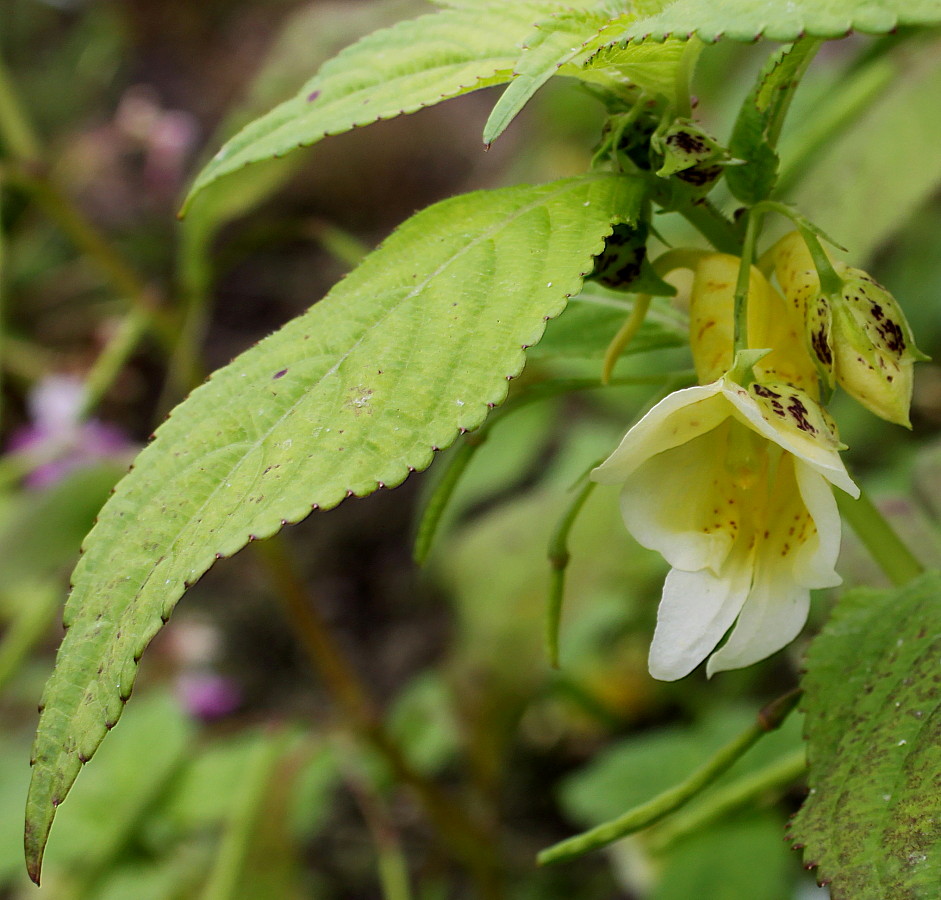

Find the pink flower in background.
[
  {"left": 167, "top": 620, "right": 242, "bottom": 721},
  {"left": 8, "top": 375, "right": 134, "bottom": 488},
  {"left": 176, "top": 672, "right": 243, "bottom": 722}
]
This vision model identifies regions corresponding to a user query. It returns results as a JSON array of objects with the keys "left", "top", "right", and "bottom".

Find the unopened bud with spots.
[{"left": 772, "top": 231, "right": 928, "bottom": 427}]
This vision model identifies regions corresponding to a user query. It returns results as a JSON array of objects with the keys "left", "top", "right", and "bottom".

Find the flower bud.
[
  {"left": 588, "top": 222, "right": 674, "bottom": 295},
  {"left": 654, "top": 119, "right": 728, "bottom": 196},
  {"left": 829, "top": 266, "right": 927, "bottom": 426},
  {"left": 772, "top": 232, "right": 927, "bottom": 427}
]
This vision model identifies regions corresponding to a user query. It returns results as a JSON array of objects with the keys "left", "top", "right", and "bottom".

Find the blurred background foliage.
[{"left": 0, "top": 1, "right": 940, "bottom": 898}]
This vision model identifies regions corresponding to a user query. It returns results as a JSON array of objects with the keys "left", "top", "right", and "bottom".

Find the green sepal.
[{"left": 587, "top": 221, "right": 678, "bottom": 296}]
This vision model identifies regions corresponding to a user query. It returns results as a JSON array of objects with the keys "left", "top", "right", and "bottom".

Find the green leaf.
[
  {"left": 25, "top": 172, "right": 645, "bottom": 883},
  {"left": 653, "top": 814, "right": 796, "bottom": 900},
  {"left": 483, "top": 9, "right": 632, "bottom": 145},
  {"left": 616, "top": 0, "right": 941, "bottom": 43},
  {"left": 726, "top": 38, "right": 820, "bottom": 204},
  {"left": 575, "top": 34, "right": 688, "bottom": 99},
  {"left": 184, "top": 3, "right": 552, "bottom": 206},
  {"left": 790, "top": 572, "right": 941, "bottom": 898},
  {"left": 482, "top": 4, "right": 689, "bottom": 145},
  {"left": 38, "top": 691, "right": 193, "bottom": 882}
]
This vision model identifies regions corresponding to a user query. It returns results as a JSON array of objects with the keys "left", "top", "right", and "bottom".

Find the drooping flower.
[
  {"left": 772, "top": 231, "right": 927, "bottom": 426},
  {"left": 592, "top": 372, "right": 859, "bottom": 680}
]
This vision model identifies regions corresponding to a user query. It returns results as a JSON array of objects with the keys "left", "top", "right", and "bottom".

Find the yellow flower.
[
  {"left": 592, "top": 373, "right": 858, "bottom": 680},
  {"left": 773, "top": 232, "right": 927, "bottom": 427},
  {"left": 688, "top": 252, "right": 819, "bottom": 396}
]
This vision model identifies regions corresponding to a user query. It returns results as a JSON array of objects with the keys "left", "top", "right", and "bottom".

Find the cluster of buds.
[
  {"left": 771, "top": 231, "right": 927, "bottom": 426},
  {"left": 591, "top": 232, "right": 924, "bottom": 680}
]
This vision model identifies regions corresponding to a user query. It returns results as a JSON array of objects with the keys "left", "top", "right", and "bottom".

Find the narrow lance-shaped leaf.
[
  {"left": 184, "top": 2, "right": 554, "bottom": 206},
  {"left": 789, "top": 572, "right": 941, "bottom": 898},
  {"left": 483, "top": 9, "right": 635, "bottom": 145},
  {"left": 726, "top": 37, "right": 820, "bottom": 205},
  {"left": 612, "top": 0, "right": 941, "bottom": 44},
  {"left": 25, "top": 172, "right": 646, "bottom": 883}
]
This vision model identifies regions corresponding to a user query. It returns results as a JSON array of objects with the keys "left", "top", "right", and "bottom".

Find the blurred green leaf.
[
  {"left": 0, "top": 580, "right": 60, "bottom": 692},
  {"left": 791, "top": 572, "right": 941, "bottom": 897},
  {"left": 26, "top": 173, "right": 645, "bottom": 883},
  {"left": 653, "top": 814, "right": 795, "bottom": 900},
  {"left": 560, "top": 706, "right": 803, "bottom": 826},
  {"left": 202, "top": 729, "right": 305, "bottom": 900},
  {"left": 0, "top": 736, "right": 33, "bottom": 885},
  {"left": 388, "top": 671, "right": 461, "bottom": 775},
  {"left": 158, "top": 731, "right": 278, "bottom": 833},
  {"left": 89, "top": 845, "right": 211, "bottom": 900},
  {"left": 785, "top": 36, "right": 941, "bottom": 260},
  {"left": 530, "top": 288, "right": 686, "bottom": 360},
  {"left": 0, "top": 464, "right": 124, "bottom": 586}
]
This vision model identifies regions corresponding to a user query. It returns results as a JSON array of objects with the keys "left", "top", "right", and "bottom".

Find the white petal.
[
  {"left": 706, "top": 566, "right": 810, "bottom": 676},
  {"left": 648, "top": 563, "right": 751, "bottom": 681},
  {"left": 720, "top": 380, "right": 859, "bottom": 497},
  {"left": 791, "top": 461, "right": 843, "bottom": 589},
  {"left": 619, "top": 424, "right": 735, "bottom": 573},
  {"left": 592, "top": 383, "right": 728, "bottom": 484}
]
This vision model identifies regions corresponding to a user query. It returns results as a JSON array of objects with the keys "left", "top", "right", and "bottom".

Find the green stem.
[
  {"left": 78, "top": 306, "right": 151, "bottom": 419},
  {"left": 0, "top": 170, "right": 5, "bottom": 432},
  {"left": 8, "top": 168, "right": 171, "bottom": 334},
  {"left": 601, "top": 295, "right": 651, "bottom": 384},
  {"left": 306, "top": 217, "right": 369, "bottom": 269},
  {"left": 0, "top": 54, "right": 40, "bottom": 161},
  {"left": 538, "top": 690, "right": 800, "bottom": 865},
  {"left": 732, "top": 209, "right": 763, "bottom": 354},
  {"left": 837, "top": 488, "right": 924, "bottom": 586},
  {"left": 160, "top": 229, "right": 212, "bottom": 405},
  {"left": 412, "top": 440, "right": 478, "bottom": 566},
  {"left": 338, "top": 745, "right": 414, "bottom": 900},
  {"left": 543, "top": 370, "right": 695, "bottom": 668},
  {"left": 674, "top": 197, "right": 743, "bottom": 255},
  {"left": 647, "top": 747, "right": 807, "bottom": 853},
  {"left": 202, "top": 731, "right": 291, "bottom": 900},
  {"left": 546, "top": 473, "right": 599, "bottom": 667},
  {"left": 673, "top": 39, "right": 703, "bottom": 120}
]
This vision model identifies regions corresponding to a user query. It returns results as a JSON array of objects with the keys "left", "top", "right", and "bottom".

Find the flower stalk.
[
  {"left": 538, "top": 690, "right": 801, "bottom": 865},
  {"left": 836, "top": 488, "right": 924, "bottom": 586}
]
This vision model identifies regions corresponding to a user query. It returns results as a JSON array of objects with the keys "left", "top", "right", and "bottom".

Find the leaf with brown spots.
[
  {"left": 24, "top": 173, "right": 645, "bottom": 884},
  {"left": 790, "top": 572, "right": 941, "bottom": 898}
]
